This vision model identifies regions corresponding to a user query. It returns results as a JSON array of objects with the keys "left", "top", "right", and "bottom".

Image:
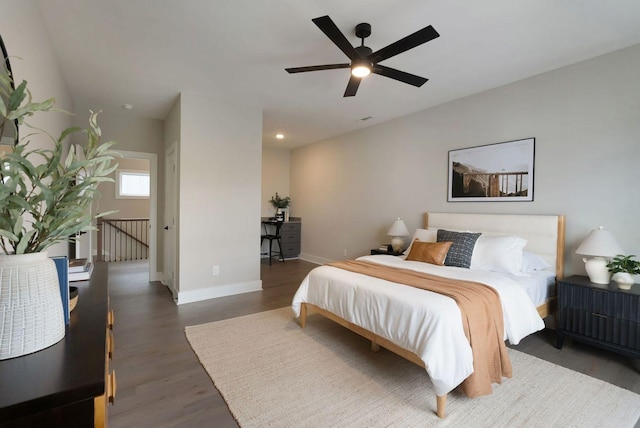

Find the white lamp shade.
[
  {"left": 387, "top": 218, "right": 409, "bottom": 237},
  {"left": 387, "top": 218, "right": 409, "bottom": 253},
  {"left": 576, "top": 226, "right": 624, "bottom": 284},
  {"left": 575, "top": 227, "right": 624, "bottom": 258}
]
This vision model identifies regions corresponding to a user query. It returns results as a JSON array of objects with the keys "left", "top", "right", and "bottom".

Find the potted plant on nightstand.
[
  {"left": 0, "top": 66, "right": 118, "bottom": 359},
  {"left": 269, "top": 192, "right": 290, "bottom": 220},
  {"left": 606, "top": 255, "right": 640, "bottom": 290}
]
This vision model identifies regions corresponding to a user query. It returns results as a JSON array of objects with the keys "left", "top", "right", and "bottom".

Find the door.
[{"left": 164, "top": 143, "right": 178, "bottom": 298}]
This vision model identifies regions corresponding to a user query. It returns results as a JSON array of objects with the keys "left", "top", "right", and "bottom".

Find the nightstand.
[
  {"left": 370, "top": 248, "right": 404, "bottom": 256},
  {"left": 556, "top": 275, "right": 640, "bottom": 358}
]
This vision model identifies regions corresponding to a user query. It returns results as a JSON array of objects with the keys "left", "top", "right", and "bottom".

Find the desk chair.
[{"left": 261, "top": 220, "right": 285, "bottom": 265}]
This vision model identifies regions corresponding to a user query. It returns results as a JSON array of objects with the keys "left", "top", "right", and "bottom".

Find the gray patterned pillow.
[{"left": 437, "top": 229, "right": 481, "bottom": 268}]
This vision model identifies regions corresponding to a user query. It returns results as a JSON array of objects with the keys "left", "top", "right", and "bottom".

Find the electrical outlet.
[
  {"left": 343, "top": 249, "right": 347, "bottom": 257},
  {"left": 212, "top": 265, "right": 220, "bottom": 276}
]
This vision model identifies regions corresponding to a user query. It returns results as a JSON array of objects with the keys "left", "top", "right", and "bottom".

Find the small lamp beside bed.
[
  {"left": 575, "top": 226, "right": 624, "bottom": 284},
  {"left": 388, "top": 218, "right": 410, "bottom": 253}
]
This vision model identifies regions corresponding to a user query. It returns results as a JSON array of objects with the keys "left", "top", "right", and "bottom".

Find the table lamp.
[
  {"left": 387, "top": 218, "right": 410, "bottom": 253},
  {"left": 575, "top": 226, "right": 624, "bottom": 284}
]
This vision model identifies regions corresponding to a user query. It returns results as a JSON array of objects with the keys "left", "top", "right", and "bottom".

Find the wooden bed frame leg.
[
  {"left": 436, "top": 394, "right": 447, "bottom": 418},
  {"left": 371, "top": 339, "right": 380, "bottom": 352},
  {"left": 300, "top": 303, "right": 307, "bottom": 329}
]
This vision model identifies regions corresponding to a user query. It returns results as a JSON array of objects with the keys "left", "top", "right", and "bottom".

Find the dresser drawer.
[
  {"left": 281, "top": 243, "right": 300, "bottom": 257},
  {"left": 280, "top": 222, "right": 300, "bottom": 247},
  {"left": 280, "top": 222, "right": 300, "bottom": 233},
  {"left": 281, "top": 231, "right": 299, "bottom": 244}
]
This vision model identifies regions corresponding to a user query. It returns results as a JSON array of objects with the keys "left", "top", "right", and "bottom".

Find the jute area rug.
[{"left": 185, "top": 308, "right": 640, "bottom": 427}]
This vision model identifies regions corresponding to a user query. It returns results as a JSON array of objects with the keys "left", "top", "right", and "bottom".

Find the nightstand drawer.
[
  {"left": 559, "top": 282, "right": 640, "bottom": 323},
  {"left": 560, "top": 307, "right": 640, "bottom": 350},
  {"left": 557, "top": 276, "right": 640, "bottom": 358}
]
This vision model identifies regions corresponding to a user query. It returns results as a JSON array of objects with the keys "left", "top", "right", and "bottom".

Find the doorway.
[{"left": 107, "top": 150, "right": 159, "bottom": 282}]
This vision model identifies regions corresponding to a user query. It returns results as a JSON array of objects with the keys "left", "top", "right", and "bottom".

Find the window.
[{"left": 117, "top": 170, "right": 150, "bottom": 199}]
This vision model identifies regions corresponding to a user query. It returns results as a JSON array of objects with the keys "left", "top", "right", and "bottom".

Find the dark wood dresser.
[
  {"left": 556, "top": 275, "right": 640, "bottom": 358},
  {"left": 279, "top": 219, "right": 301, "bottom": 258},
  {"left": 0, "top": 262, "right": 115, "bottom": 427}
]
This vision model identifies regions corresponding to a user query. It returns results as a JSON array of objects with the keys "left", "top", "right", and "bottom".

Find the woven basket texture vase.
[{"left": 0, "top": 252, "right": 65, "bottom": 360}]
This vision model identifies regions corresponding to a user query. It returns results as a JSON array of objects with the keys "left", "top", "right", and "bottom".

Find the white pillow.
[
  {"left": 403, "top": 229, "right": 438, "bottom": 255},
  {"left": 521, "top": 251, "right": 551, "bottom": 272},
  {"left": 470, "top": 235, "right": 527, "bottom": 275}
]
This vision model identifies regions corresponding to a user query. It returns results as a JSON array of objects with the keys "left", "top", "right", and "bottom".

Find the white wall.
[
  {"left": 0, "top": 0, "right": 74, "bottom": 257},
  {"left": 261, "top": 147, "right": 290, "bottom": 217},
  {"left": 176, "top": 91, "right": 262, "bottom": 303},
  {"left": 291, "top": 44, "right": 640, "bottom": 275}
]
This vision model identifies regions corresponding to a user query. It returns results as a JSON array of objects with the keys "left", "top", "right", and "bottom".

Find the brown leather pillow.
[{"left": 405, "top": 239, "right": 453, "bottom": 265}]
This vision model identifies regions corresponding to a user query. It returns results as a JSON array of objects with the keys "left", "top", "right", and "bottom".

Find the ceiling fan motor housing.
[
  {"left": 355, "top": 46, "right": 373, "bottom": 57},
  {"left": 355, "top": 22, "right": 371, "bottom": 39}
]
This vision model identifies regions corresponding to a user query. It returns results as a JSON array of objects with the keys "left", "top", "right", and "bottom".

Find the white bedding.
[
  {"left": 291, "top": 254, "right": 546, "bottom": 396},
  {"left": 508, "top": 269, "right": 556, "bottom": 307}
]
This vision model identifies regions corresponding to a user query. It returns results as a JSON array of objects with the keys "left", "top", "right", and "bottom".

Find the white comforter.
[{"left": 291, "top": 255, "right": 545, "bottom": 396}]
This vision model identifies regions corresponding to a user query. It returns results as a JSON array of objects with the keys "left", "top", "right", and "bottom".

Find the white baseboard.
[
  {"left": 298, "top": 253, "right": 331, "bottom": 265},
  {"left": 175, "top": 280, "right": 262, "bottom": 305}
]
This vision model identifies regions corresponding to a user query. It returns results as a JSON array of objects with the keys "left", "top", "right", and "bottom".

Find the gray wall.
[{"left": 291, "top": 44, "right": 640, "bottom": 276}]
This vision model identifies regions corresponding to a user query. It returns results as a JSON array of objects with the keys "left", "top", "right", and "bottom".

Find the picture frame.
[{"left": 448, "top": 137, "right": 535, "bottom": 202}]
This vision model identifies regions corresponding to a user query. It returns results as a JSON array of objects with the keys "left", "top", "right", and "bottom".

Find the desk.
[{"left": 261, "top": 217, "right": 301, "bottom": 259}]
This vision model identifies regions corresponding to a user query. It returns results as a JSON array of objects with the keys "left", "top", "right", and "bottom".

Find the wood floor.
[{"left": 108, "top": 259, "right": 640, "bottom": 427}]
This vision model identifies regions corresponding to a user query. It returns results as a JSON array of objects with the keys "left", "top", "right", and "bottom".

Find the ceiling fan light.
[{"left": 351, "top": 62, "right": 371, "bottom": 78}]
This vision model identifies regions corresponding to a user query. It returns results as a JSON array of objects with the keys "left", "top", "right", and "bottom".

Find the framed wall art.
[{"left": 448, "top": 137, "right": 535, "bottom": 202}]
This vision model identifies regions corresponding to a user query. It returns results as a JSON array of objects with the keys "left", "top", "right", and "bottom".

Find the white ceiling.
[{"left": 37, "top": 0, "right": 640, "bottom": 149}]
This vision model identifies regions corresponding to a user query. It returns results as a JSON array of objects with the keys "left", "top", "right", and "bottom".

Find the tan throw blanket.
[{"left": 328, "top": 260, "right": 512, "bottom": 397}]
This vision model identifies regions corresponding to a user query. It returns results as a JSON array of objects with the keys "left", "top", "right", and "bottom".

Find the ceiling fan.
[{"left": 285, "top": 15, "right": 440, "bottom": 97}]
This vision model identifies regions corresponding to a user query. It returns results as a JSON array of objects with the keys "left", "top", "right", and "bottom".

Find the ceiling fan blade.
[
  {"left": 286, "top": 63, "right": 350, "bottom": 73},
  {"left": 373, "top": 64, "right": 428, "bottom": 87},
  {"left": 312, "top": 15, "right": 360, "bottom": 61},
  {"left": 369, "top": 25, "right": 439, "bottom": 63},
  {"left": 343, "top": 75, "right": 361, "bottom": 97}
]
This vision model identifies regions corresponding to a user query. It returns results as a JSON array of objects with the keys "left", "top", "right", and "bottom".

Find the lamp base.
[
  {"left": 583, "top": 257, "right": 612, "bottom": 284},
  {"left": 390, "top": 237, "right": 404, "bottom": 253}
]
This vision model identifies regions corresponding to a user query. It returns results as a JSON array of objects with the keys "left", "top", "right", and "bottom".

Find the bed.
[{"left": 291, "top": 212, "right": 566, "bottom": 418}]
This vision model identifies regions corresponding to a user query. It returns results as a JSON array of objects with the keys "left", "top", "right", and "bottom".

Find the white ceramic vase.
[
  {"left": 613, "top": 272, "right": 635, "bottom": 290},
  {"left": 0, "top": 252, "right": 65, "bottom": 360}
]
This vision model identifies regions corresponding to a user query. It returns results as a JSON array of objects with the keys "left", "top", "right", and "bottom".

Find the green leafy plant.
[
  {"left": 269, "top": 192, "right": 290, "bottom": 210},
  {"left": 0, "top": 68, "right": 118, "bottom": 255},
  {"left": 606, "top": 255, "right": 640, "bottom": 275}
]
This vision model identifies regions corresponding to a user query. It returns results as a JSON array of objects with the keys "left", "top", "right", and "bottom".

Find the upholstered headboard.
[{"left": 425, "top": 212, "right": 566, "bottom": 279}]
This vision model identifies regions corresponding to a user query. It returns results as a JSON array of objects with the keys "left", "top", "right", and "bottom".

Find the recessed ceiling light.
[
  {"left": 275, "top": 133, "right": 284, "bottom": 139},
  {"left": 122, "top": 104, "right": 134, "bottom": 110}
]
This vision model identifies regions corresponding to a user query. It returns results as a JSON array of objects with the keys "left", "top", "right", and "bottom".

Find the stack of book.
[
  {"left": 69, "top": 258, "right": 94, "bottom": 282},
  {"left": 51, "top": 256, "right": 70, "bottom": 324}
]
